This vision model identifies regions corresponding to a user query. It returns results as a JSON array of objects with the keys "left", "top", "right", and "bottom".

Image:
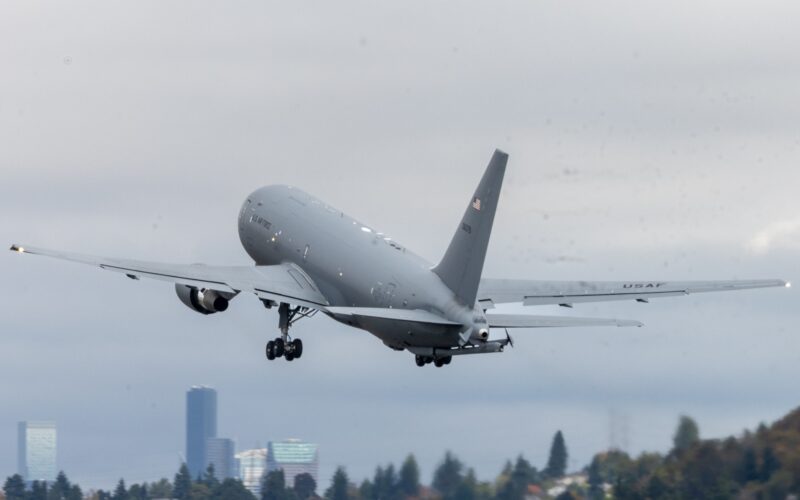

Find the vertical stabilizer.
[{"left": 433, "top": 149, "right": 508, "bottom": 306}]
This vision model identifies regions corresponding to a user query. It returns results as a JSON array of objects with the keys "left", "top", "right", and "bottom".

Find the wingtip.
[
  {"left": 10, "top": 244, "right": 25, "bottom": 253},
  {"left": 617, "top": 319, "right": 644, "bottom": 328}
]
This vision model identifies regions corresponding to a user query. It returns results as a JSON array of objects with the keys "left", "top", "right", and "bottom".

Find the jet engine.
[
  {"left": 175, "top": 284, "right": 231, "bottom": 314},
  {"left": 468, "top": 325, "right": 490, "bottom": 342}
]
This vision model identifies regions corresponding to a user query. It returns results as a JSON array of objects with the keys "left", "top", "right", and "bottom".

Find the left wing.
[
  {"left": 10, "top": 244, "right": 329, "bottom": 309},
  {"left": 478, "top": 278, "right": 789, "bottom": 308},
  {"left": 486, "top": 313, "right": 642, "bottom": 328}
]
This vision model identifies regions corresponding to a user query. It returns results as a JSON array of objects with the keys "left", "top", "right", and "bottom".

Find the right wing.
[
  {"left": 10, "top": 244, "right": 329, "bottom": 309},
  {"left": 478, "top": 278, "right": 788, "bottom": 308}
]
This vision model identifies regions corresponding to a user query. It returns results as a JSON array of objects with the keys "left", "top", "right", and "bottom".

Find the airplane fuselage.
[{"left": 238, "top": 185, "right": 488, "bottom": 349}]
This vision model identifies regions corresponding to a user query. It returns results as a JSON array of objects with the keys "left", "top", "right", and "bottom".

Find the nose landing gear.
[{"left": 264, "top": 302, "right": 313, "bottom": 362}]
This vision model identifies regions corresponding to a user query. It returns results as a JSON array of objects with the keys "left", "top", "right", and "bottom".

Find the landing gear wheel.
[
  {"left": 266, "top": 341, "right": 275, "bottom": 360},
  {"left": 292, "top": 338, "right": 303, "bottom": 358},
  {"left": 443, "top": 356, "right": 452, "bottom": 365},
  {"left": 415, "top": 355, "right": 425, "bottom": 367},
  {"left": 274, "top": 338, "right": 285, "bottom": 357},
  {"left": 434, "top": 358, "right": 445, "bottom": 367},
  {"left": 285, "top": 351, "right": 295, "bottom": 361}
]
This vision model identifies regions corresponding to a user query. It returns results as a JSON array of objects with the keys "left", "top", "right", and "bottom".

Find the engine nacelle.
[
  {"left": 468, "top": 326, "right": 490, "bottom": 342},
  {"left": 175, "top": 284, "right": 230, "bottom": 314}
]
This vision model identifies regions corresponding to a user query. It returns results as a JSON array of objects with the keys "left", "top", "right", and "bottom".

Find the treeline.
[
  {"left": 586, "top": 408, "right": 800, "bottom": 499},
  {"left": 325, "top": 430, "right": 569, "bottom": 500}
]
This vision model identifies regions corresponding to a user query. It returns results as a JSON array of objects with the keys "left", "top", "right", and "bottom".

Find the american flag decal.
[{"left": 472, "top": 197, "right": 481, "bottom": 211}]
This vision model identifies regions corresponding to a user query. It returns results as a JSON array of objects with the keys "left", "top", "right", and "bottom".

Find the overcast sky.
[{"left": 2, "top": 0, "right": 799, "bottom": 491}]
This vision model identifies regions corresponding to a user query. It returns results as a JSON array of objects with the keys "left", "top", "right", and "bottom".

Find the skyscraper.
[
  {"left": 236, "top": 448, "right": 267, "bottom": 496},
  {"left": 206, "top": 437, "right": 236, "bottom": 479},
  {"left": 186, "top": 386, "right": 217, "bottom": 477},
  {"left": 17, "top": 421, "right": 57, "bottom": 483},
  {"left": 267, "top": 439, "right": 319, "bottom": 487}
]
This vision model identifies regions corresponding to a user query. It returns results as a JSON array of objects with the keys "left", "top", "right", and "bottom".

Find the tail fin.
[{"left": 433, "top": 149, "right": 508, "bottom": 306}]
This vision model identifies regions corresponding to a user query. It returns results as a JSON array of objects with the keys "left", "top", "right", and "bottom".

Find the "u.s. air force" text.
[{"left": 622, "top": 282, "right": 666, "bottom": 288}]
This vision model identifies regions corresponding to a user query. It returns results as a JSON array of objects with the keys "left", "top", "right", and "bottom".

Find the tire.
[
  {"left": 415, "top": 355, "right": 425, "bottom": 367},
  {"left": 434, "top": 358, "right": 445, "bottom": 367},
  {"left": 285, "top": 351, "right": 295, "bottom": 361},
  {"left": 443, "top": 356, "right": 452, "bottom": 365},
  {"left": 274, "top": 338, "right": 285, "bottom": 357},
  {"left": 266, "top": 341, "right": 275, "bottom": 360},
  {"left": 292, "top": 338, "right": 303, "bottom": 358}
]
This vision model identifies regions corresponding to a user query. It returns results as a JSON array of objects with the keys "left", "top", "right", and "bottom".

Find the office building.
[
  {"left": 267, "top": 439, "right": 319, "bottom": 487},
  {"left": 236, "top": 448, "right": 267, "bottom": 496},
  {"left": 206, "top": 437, "right": 236, "bottom": 479},
  {"left": 186, "top": 386, "right": 217, "bottom": 477},
  {"left": 17, "top": 421, "right": 57, "bottom": 483}
]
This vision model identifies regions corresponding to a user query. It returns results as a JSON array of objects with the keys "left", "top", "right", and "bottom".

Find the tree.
[
  {"left": 587, "top": 457, "right": 604, "bottom": 500},
  {"left": 358, "top": 479, "right": 374, "bottom": 500},
  {"left": 128, "top": 483, "right": 148, "bottom": 500},
  {"left": 261, "top": 470, "right": 292, "bottom": 500},
  {"left": 148, "top": 478, "right": 173, "bottom": 499},
  {"left": 68, "top": 485, "right": 83, "bottom": 500},
  {"left": 677, "top": 441, "right": 734, "bottom": 499},
  {"left": 112, "top": 479, "right": 129, "bottom": 500},
  {"left": 645, "top": 473, "right": 670, "bottom": 499},
  {"left": 174, "top": 463, "right": 193, "bottom": 500},
  {"left": 293, "top": 473, "right": 316, "bottom": 500},
  {"left": 204, "top": 463, "right": 221, "bottom": 490},
  {"left": 760, "top": 446, "right": 780, "bottom": 482},
  {"left": 497, "top": 456, "right": 537, "bottom": 500},
  {"left": 324, "top": 467, "right": 350, "bottom": 500},
  {"left": 30, "top": 481, "right": 48, "bottom": 500},
  {"left": 214, "top": 478, "right": 257, "bottom": 500},
  {"left": 189, "top": 482, "right": 212, "bottom": 500},
  {"left": 3, "top": 475, "right": 26, "bottom": 500},
  {"left": 382, "top": 464, "right": 398, "bottom": 499},
  {"left": 672, "top": 415, "right": 700, "bottom": 452},
  {"left": 398, "top": 455, "right": 420, "bottom": 496},
  {"left": 545, "top": 431, "right": 568, "bottom": 478},
  {"left": 433, "top": 452, "right": 464, "bottom": 500},
  {"left": 453, "top": 468, "right": 478, "bottom": 500},
  {"left": 738, "top": 447, "right": 758, "bottom": 484},
  {"left": 50, "top": 471, "right": 72, "bottom": 499}
]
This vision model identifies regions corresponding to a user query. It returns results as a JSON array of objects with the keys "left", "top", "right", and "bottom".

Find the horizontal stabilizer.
[
  {"left": 486, "top": 313, "right": 643, "bottom": 328},
  {"left": 326, "top": 307, "right": 461, "bottom": 326}
]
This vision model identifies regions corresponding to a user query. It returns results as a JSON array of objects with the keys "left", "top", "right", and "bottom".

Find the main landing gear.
[
  {"left": 264, "top": 302, "right": 315, "bottom": 362},
  {"left": 415, "top": 355, "right": 452, "bottom": 368}
]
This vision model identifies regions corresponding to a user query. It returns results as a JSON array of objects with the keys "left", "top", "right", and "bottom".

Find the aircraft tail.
[{"left": 433, "top": 149, "right": 508, "bottom": 306}]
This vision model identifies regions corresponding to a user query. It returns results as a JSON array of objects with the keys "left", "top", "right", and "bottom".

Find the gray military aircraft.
[{"left": 11, "top": 150, "right": 789, "bottom": 367}]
